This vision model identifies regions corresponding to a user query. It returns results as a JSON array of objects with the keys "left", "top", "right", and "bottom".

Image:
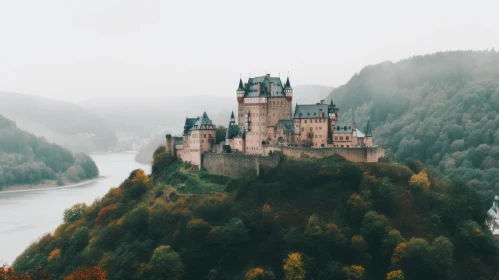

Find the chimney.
[
  {"left": 320, "top": 100, "right": 325, "bottom": 104},
  {"left": 266, "top": 73, "right": 270, "bottom": 79}
]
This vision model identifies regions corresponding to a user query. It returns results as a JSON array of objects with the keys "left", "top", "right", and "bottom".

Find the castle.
[{"left": 166, "top": 74, "right": 385, "bottom": 168}]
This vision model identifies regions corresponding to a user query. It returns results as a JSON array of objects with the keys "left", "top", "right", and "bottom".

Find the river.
[{"left": 0, "top": 152, "right": 149, "bottom": 265}]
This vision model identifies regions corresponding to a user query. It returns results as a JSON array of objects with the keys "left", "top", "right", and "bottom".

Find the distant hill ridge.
[
  {"left": 325, "top": 50, "right": 499, "bottom": 198},
  {"left": 0, "top": 114, "right": 99, "bottom": 189},
  {"left": 0, "top": 91, "right": 117, "bottom": 152}
]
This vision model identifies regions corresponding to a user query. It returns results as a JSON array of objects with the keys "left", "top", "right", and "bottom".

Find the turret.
[
  {"left": 237, "top": 78, "right": 245, "bottom": 103},
  {"left": 364, "top": 118, "right": 373, "bottom": 147},
  {"left": 230, "top": 111, "right": 235, "bottom": 125},
  {"left": 284, "top": 76, "right": 293, "bottom": 101},
  {"left": 165, "top": 134, "right": 173, "bottom": 156},
  {"left": 328, "top": 99, "right": 338, "bottom": 120}
]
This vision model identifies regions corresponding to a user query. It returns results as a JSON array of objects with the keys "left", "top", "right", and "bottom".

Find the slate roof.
[
  {"left": 237, "top": 78, "right": 244, "bottom": 91},
  {"left": 183, "top": 117, "right": 198, "bottom": 135},
  {"left": 365, "top": 118, "right": 373, "bottom": 137},
  {"left": 226, "top": 124, "right": 245, "bottom": 139},
  {"left": 244, "top": 75, "right": 286, "bottom": 98},
  {"left": 173, "top": 136, "right": 184, "bottom": 145},
  {"left": 278, "top": 120, "right": 294, "bottom": 133},
  {"left": 294, "top": 104, "right": 329, "bottom": 119},
  {"left": 192, "top": 112, "right": 216, "bottom": 130},
  {"left": 356, "top": 129, "right": 365, "bottom": 138},
  {"left": 284, "top": 76, "right": 292, "bottom": 90}
]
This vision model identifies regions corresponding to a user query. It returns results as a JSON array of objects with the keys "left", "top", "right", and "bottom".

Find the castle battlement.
[{"left": 166, "top": 74, "right": 384, "bottom": 168}]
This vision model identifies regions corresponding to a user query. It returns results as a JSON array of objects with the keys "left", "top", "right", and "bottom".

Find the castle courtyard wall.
[
  {"left": 202, "top": 153, "right": 281, "bottom": 177},
  {"left": 263, "top": 145, "right": 384, "bottom": 163}
]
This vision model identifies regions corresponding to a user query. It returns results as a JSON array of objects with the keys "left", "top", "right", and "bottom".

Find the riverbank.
[{"left": 0, "top": 177, "right": 102, "bottom": 194}]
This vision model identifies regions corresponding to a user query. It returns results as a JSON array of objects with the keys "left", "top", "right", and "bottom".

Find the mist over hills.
[
  {"left": 0, "top": 114, "right": 99, "bottom": 189},
  {"left": 326, "top": 50, "right": 499, "bottom": 197},
  {"left": 0, "top": 92, "right": 117, "bottom": 153},
  {"left": 293, "top": 84, "right": 335, "bottom": 105}
]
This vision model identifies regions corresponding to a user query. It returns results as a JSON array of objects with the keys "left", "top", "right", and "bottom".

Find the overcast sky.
[{"left": 0, "top": 0, "right": 498, "bottom": 103}]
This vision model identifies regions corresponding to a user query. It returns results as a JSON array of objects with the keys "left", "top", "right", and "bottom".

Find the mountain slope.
[
  {"left": 0, "top": 92, "right": 117, "bottom": 152},
  {"left": 13, "top": 148, "right": 499, "bottom": 280},
  {"left": 0, "top": 115, "right": 99, "bottom": 189},
  {"left": 326, "top": 51, "right": 499, "bottom": 197}
]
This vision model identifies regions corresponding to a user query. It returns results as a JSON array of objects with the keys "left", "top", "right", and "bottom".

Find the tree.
[
  {"left": 64, "top": 265, "right": 106, "bottom": 280},
  {"left": 343, "top": 265, "right": 365, "bottom": 280},
  {"left": 64, "top": 203, "right": 86, "bottom": 224},
  {"left": 283, "top": 252, "right": 305, "bottom": 280},
  {"left": 245, "top": 267, "right": 276, "bottom": 280},
  {"left": 149, "top": 245, "right": 184, "bottom": 280},
  {"left": 386, "top": 270, "right": 404, "bottom": 280},
  {"left": 215, "top": 126, "right": 227, "bottom": 144}
]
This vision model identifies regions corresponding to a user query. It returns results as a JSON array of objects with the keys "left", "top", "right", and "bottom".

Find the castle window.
[
  {"left": 301, "top": 128, "right": 304, "bottom": 132},
  {"left": 336, "top": 126, "right": 340, "bottom": 130},
  {"left": 310, "top": 128, "right": 313, "bottom": 132},
  {"left": 340, "top": 136, "right": 343, "bottom": 140},
  {"left": 347, "top": 145, "right": 349, "bottom": 147},
  {"left": 304, "top": 120, "right": 307, "bottom": 123},
  {"left": 203, "top": 134, "right": 206, "bottom": 138},
  {"left": 202, "top": 140, "right": 204, "bottom": 143},
  {"left": 341, "top": 145, "right": 344, "bottom": 147},
  {"left": 343, "top": 126, "right": 347, "bottom": 130},
  {"left": 315, "top": 135, "right": 317, "bottom": 138},
  {"left": 314, "top": 112, "right": 316, "bottom": 116},
  {"left": 307, "top": 113, "right": 310, "bottom": 116},
  {"left": 315, "top": 119, "right": 317, "bottom": 123},
  {"left": 346, "top": 136, "right": 350, "bottom": 140},
  {"left": 319, "top": 127, "right": 322, "bottom": 130}
]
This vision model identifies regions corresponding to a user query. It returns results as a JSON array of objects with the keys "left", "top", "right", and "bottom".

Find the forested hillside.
[
  {"left": 326, "top": 51, "right": 499, "bottom": 198},
  {"left": 12, "top": 147, "right": 499, "bottom": 280},
  {"left": 0, "top": 92, "right": 117, "bottom": 152},
  {"left": 0, "top": 115, "right": 99, "bottom": 189}
]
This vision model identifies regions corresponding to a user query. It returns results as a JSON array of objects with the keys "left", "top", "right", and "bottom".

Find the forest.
[
  {"left": 326, "top": 50, "right": 499, "bottom": 199},
  {"left": 11, "top": 146, "right": 499, "bottom": 280},
  {"left": 0, "top": 115, "right": 99, "bottom": 189}
]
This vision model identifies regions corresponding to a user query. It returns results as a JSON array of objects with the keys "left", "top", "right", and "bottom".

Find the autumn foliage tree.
[
  {"left": 64, "top": 265, "right": 106, "bottom": 280},
  {"left": 283, "top": 253, "right": 305, "bottom": 280}
]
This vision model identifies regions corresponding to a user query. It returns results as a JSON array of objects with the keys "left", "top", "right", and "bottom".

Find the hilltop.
[
  {"left": 0, "top": 92, "right": 117, "bottom": 152},
  {"left": 12, "top": 147, "right": 499, "bottom": 280},
  {"left": 326, "top": 51, "right": 499, "bottom": 198},
  {"left": 0, "top": 114, "right": 99, "bottom": 190}
]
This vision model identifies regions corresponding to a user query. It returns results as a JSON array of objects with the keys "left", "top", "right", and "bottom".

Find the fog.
[{"left": 0, "top": 0, "right": 498, "bottom": 103}]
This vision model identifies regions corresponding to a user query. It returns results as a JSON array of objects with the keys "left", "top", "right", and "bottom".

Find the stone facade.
[
  {"left": 166, "top": 112, "right": 217, "bottom": 168},
  {"left": 202, "top": 153, "right": 281, "bottom": 177}
]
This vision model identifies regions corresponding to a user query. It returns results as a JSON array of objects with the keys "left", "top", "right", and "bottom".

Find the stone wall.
[
  {"left": 202, "top": 153, "right": 281, "bottom": 177},
  {"left": 263, "top": 145, "right": 385, "bottom": 163}
]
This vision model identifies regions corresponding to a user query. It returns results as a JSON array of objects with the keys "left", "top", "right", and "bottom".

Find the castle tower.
[
  {"left": 165, "top": 134, "right": 173, "bottom": 156},
  {"left": 328, "top": 99, "right": 339, "bottom": 142},
  {"left": 284, "top": 76, "right": 293, "bottom": 102},
  {"left": 364, "top": 118, "right": 373, "bottom": 147},
  {"left": 237, "top": 78, "right": 245, "bottom": 103}
]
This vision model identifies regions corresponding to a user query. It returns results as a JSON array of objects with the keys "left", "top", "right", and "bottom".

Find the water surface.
[{"left": 0, "top": 152, "right": 149, "bottom": 265}]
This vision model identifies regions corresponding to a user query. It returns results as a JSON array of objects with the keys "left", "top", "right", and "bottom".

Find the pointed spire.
[
  {"left": 237, "top": 78, "right": 244, "bottom": 91},
  {"left": 365, "top": 118, "right": 372, "bottom": 137},
  {"left": 230, "top": 111, "right": 235, "bottom": 119},
  {"left": 284, "top": 76, "right": 292, "bottom": 89}
]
